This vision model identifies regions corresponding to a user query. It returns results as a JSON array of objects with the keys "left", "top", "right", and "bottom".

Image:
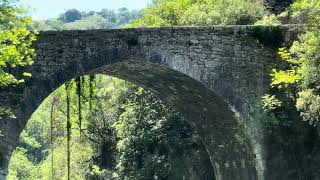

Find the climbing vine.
[
  {"left": 65, "top": 82, "right": 71, "bottom": 180},
  {"left": 49, "top": 97, "right": 57, "bottom": 179},
  {"left": 89, "top": 75, "right": 95, "bottom": 111},
  {"left": 76, "top": 77, "right": 83, "bottom": 140}
]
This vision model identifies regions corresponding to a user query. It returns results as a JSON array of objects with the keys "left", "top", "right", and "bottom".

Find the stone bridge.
[{"left": 0, "top": 26, "right": 294, "bottom": 180}]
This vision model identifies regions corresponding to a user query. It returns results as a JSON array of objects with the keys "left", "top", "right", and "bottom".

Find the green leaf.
[{"left": 23, "top": 72, "right": 32, "bottom": 77}]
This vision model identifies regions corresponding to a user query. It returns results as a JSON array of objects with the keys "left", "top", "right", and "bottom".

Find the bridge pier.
[{"left": 0, "top": 113, "right": 22, "bottom": 180}]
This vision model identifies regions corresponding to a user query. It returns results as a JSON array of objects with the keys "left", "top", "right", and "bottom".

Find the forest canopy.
[{"left": 130, "top": 0, "right": 270, "bottom": 27}]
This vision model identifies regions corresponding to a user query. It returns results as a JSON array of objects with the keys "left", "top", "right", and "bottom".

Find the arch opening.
[
  {"left": 1, "top": 60, "right": 259, "bottom": 180},
  {"left": 8, "top": 71, "right": 216, "bottom": 179}
]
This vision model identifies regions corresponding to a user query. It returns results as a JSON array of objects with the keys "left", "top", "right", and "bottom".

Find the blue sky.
[{"left": 20, "top": 0, "right": 152, "bottom": 20}]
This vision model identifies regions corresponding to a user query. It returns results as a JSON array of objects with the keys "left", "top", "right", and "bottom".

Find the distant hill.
[{"left": 34, "top": 8, "right": 141, "bottom": 30}]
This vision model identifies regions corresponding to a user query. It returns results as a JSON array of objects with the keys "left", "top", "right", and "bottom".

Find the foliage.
[
  {"left": 288, "top": 0, "right": 320, "bottom": 28},
  {"left": 0, "top": 107, "right": 15, "bottom": 119},
  {"left": 255, "top": 14, "right": 281, "bottom": 25},
  {"left": 7, "top": 148, "right": 36, "bottom": 180},
  {"left": 84, "top": 76, "right": 212, "bottom": 179},
  {"left": 62, "top": 15, "right": 113, "bottom": 30},
  {"left": 35, "top": 137, "right": 93, "bottom": 180},
  {"left": 270, "top": 48, "right": 303, "bottom": 89},
  {"left": 59, "top": 9, "right": 82, "bottom": 23},
  {"left": 260, "top": 92, "right": 299, "bottom": 127},
  {"left": 117, "top": 7, "right": 141, "bottom": 25},
  {"left": 262, "top": 94, "right": 282, "bottom": 111},
  {"left": 181, "top": 0, "right": 268, "bottom": 26},
  {"left": 131, "top": 0, "right": 269, "bottom": 27},
  {"left": 266, "top": 0, "right": 320, "bottom": 126},
  {"left": 0, "top": 0, "right": 37, "bottom": 87},
  {"left": 34, "top": 8, "right": 141, "bottom": 30},
  {"left": 131, "top": 0, "right": 190, "bottom": 27},
  {"left": 296, "top": 89, "right": 320, "bottom": 126},
  {"left": 113, "top": 87, "right": 211, "bottom": 179},
  {"left": 8, "top": 75, "right": 213, "bottom": 179},
  {"left": 250, "top": 102, "right": 286, "bottom": 126},
  {"left": 89, "top": 165, "right": 115, "bottom": 179}
]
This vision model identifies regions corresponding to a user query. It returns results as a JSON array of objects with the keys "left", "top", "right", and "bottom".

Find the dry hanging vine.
[
  {"left": 62, "top": 75, "right": 96, "bottom": 179},
  {"left": 76, "top": 76, "right": 83, "bottom": 140},
  {"left": 65, "top": 82, "right": 71, "bottom": 180},
  {"left": 49, "top": 97, "right": 57, "bottom": 180},
  {"left": 89, "top": 75, "right": 95, "bottom": 111}
]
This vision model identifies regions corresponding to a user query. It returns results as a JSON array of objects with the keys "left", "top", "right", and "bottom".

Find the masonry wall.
[{"left": 0, "top": 26, "right": 301, "bottom": 180}]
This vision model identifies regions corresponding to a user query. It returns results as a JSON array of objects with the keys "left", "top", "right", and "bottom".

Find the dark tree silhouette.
[{"left": 61, "top": 9, "right": 82, "bottom": 23}]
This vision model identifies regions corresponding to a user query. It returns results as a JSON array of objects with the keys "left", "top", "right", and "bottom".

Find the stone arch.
[
  {"left": 0, "top": 26, "right": 286, "bottom": 180},
  {"left": 0, "top": 61, "right": 258, "bottom": 180}
]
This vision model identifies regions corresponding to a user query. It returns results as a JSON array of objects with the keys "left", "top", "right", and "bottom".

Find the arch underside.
[
  {"left": 0, "top": 60, "right": 258, "bottom": 180},
  {"left": 95, "top": 61, "right": 258, "bottom": 180}
]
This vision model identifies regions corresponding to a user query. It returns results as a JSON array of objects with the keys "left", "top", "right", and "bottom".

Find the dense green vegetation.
[
  {"left": 3, "top": 0, "right": 320, "bottom": 179},
  {"left": 31, "top": 0, "right": 285, "bottom": 31},
  {"left": 0, "top": 0, "right": 36, "bottom": 87},
  {"left": 8, "top": 75, "right": 213, "bottom": 179},
  {"left": 259, "top": 0, "right": 320, "bottom": 177},
  {"left": 131, "top": 0, "right": 269, "bottom": 27},
  {"left": 263, "top": 0, "right": 320, "bottom": 126}
]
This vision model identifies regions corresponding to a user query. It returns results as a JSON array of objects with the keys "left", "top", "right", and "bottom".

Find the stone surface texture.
[{"left": 0, "top": 26, "right": 296, "bottom": 180}]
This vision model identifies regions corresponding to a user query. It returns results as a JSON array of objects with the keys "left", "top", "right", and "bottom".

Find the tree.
[
  {"left": 60, "top": 9, "right": 82, "bottom": 23},
  {"left": 98, "top": 9, "right": 117, "bottom": 23},
  {"left": 130, "top": 0, "right": 190, "bottom": 27},
  {"left": 7, "top": 148, "right": 36, "bottom": 180},
  {"left": 8, "top": 77, "right": 94, "bottom": 179},
  {"left": 266, "top": 0, "right": 320, "bottom": 126},
  {"left": 62, "top": 15, "right": 113, "bottom": 30},
  {"left": 130, "top": 0, "right": 269, "bottom": 27},
  {"left": 0, "top": 0, "right": 36, "bottom": 87},
  {"left": 82, "top": 10, "right": 95, "bottom": 18},
  {"left": 117, "top": 7, "right": 136, "bottom": 25},
  {"left": 33, "top": 8, "right": 141, "bottom": 30},
  {"left": 264, "top": 0, "right": 296, "bottom": 14},
  {"left": 113, "top": 87, "right": 214, "bottom": 180}
]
